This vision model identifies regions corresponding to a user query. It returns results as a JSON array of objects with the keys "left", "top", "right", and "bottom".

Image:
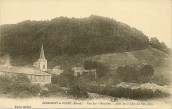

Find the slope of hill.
[
  {"left": 0, "top": 15, "right": 149, "bottom": 66},
  {"left": 86, "top": 47, "right": 171, "bottom": 80},
  {"left": 49, "top": 46, "right": 171, "bottom": 81}
]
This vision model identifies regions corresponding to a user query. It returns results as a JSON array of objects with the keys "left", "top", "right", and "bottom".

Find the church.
[
  {"left": 33, "top": 44, "right": 48, "bottom": 71},
  {"left": 0, "top": 44, "right": 51, "bottom": 85}
]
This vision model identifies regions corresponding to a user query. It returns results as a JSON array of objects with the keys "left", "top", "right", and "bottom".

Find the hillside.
[
  {"left": 49, "top": 47, "right": 171, "bottom": 78},
  {"left": 46, "top": 46, "right": 171, "bottom": 87},
  {"left": 0, "top": 15, "right": 149, "bottom": 66},
  {"left": 85, "top": 47, "right": 171, "bottom": 83},
  {"left": 88, "top": 47, "right": 170, "bottom": 68}
]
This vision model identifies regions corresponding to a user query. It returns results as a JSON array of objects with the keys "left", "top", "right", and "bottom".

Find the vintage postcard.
[{"left": 0, "top": 0, "right": 171, "bottom": 108}]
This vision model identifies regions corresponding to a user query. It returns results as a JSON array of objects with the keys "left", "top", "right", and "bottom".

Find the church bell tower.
[{"left": 37, "top": 44, "right": 47, "bottom": 71}]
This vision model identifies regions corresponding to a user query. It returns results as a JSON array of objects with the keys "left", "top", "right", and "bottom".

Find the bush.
[
  {"left": 51, "top": 74, "right": 59, "bottom": 84},
  {"left": 40, "top": 90, "right": 50, "bottom": 97},
  {"left": 87, "top": 84, "right": 170, "bottom": 100},
  {"left": 0, "top": 75, "right": 42, "bottom": 98},
  {"left": 116, "top": 65, "right": 139, "bottom": 82},
  {"left": 9, "top": 83, "right": 42, "bottom": 98},
  {"left": 140, "top": 65, "right": 154, "bottom": 83},
  {"left": 44, "top": 83, "right": 62, "bottom": 93},
  {"left": 150, "top": 75, "right": 170, "bottom": 86},
  {"left": 68, "top": 85, "right": 88, "bottom": 98},
  {"left": 0, "top": 76, "right": 12, "bottom": 94},
  {"left": 29, "top": 84, "right": 42, "bottom": 96},
  {"left": 10, "top": 82, "right": 31, "bottom": 93},
  {"left": 116, "top": 65, "right": 155, "bottom": 83},
  {"left": 13, "top": 74, "right": 31, "bottom": 84},
  {"left": 18, "top": 91, "right": 32, "bottom": 98},
  {"left": 84, "top": 60, "right": 109, "bottom": 78},
  {"left": 58, "top": 73, "right": 75, "bottom": 87}
]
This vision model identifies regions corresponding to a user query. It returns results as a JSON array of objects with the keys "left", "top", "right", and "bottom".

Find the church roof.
[
  {"left": 0, "top": 65, "right": 50, "bottom": 76},
  {"left": 39, "top": 44, "right": 46, "bottom": 59}
]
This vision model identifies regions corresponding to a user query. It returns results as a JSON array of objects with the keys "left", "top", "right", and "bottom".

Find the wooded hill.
[{"left": 0, "top": 15, "right": 168, "bottom": 66}]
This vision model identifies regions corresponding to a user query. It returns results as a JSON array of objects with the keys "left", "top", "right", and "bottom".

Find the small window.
[{"left": 43, "top": 65, "right": 45, "bottom": 69}]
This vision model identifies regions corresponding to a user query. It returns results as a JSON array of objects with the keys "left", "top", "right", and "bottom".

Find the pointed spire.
[{"left": 39, "top": 43, "right": 45, "bottom": 59}]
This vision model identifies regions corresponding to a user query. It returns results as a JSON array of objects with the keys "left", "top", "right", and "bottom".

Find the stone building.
[
  {"left": 51, "top": 66, "right": 63, "bottom": 75},
  {"left": 72, "top": 67, "right": 96, "bottom": 79},
  {"left": 0, "top": 66, "right": 51, "bottom": 84},
  {"left": 0, "top": 44, "right": 51, "bottom": 84}
]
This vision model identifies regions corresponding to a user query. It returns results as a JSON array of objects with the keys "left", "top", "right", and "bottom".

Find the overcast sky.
[{"left": 0, "top": 0, "right": 171, "bottom": 47}]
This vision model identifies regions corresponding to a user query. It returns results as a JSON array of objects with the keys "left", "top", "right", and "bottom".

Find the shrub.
[
  {"left": 44, "top": 83, "right": 62, "bottom": 93},
  {"left": 87, "top": 84, "right": 170, "bottom": 100},
  {"left": 51, "top": 74, "right": 59, "bottom": 84},
  {"left": 13, "top": 74, "right": 31, "bottom": 84},
  {"left": 40, "top": 90, "right": 50, "bottom": 97},
  {"left": 116, "top": 65, "right": 139, "bottom": 82},
  {"left": 10, "top": 82, "right": 31, "bottom": 93},
  {"left": 9, "top": 74, "right": 32, "bottom": 94},
  {"left": 29, "top": 84, "right": 42, "bottom": 96},
  {"left": 10, "top": 83, "right": 42, "bottom": 98},
  {"left": 58, "top": 73, "right": 75, "bottom": 87},
  {"left": 139, "top": 65, "right": 154, "bottom": 83},
  {"left": 0, "top": 76, "right": 12, "bottom": 94},
  {"left": 0, "top": 75, "right": 43, "bottom": 98},
  {"left": 84, "top": 60, "right": 109, "bottom": 78},
  {"left": 18, "top": 91, "right": 32, "bottom": 98},
  {"left": 68, "top": 85, "right": 88, "bottom": 98},
  {"left": 154, "top": 89, "right": 170, "bottom": 98},
  {"left": 150, "top": 75, "right": 170, "bottom": 86}
]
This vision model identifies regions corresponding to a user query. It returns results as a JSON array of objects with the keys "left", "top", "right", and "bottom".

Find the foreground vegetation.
[
  {"left": 0, "top": 65, "right": 170, "bottom": 100},
  {"left": 0, "top": 74, "right": 88, "bottom": 98}
]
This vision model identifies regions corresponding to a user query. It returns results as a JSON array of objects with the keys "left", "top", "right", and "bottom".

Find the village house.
[
  {"left": 72, "top": 67, "right": 96, "bottom": 79},
  {"left": 0, "top": 44, "right": 51, "bottom": 84},
  {"left": 51, "top": 66, "right": 64, "bottom": 75}
]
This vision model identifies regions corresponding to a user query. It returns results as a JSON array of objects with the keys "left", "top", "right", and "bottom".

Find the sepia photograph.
[{"left": 0, "top": 0, "right": 171, "bottom": 108}]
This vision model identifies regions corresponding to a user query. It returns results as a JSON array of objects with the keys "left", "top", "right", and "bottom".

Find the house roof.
[
  {"left": 72, "top": 67, "right": 84, "bottom": 70},
  {"left": 53, "top": 66, "right": 61, "bottom": 69},
  {"left": 0, "top": 65, "right": 50, "bottom": 76}
]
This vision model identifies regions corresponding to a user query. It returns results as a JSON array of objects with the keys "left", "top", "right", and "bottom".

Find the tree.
[
  {"left": 10, "top": 74, "right": 31, "bottom": 94},
  {"left": 150, "top": 37, "right": 170, "bottom": 54},
  {"left": 51, "top": 74, "right": 59, "bottom": 84},
  {"left": 0, "top": 76, "right": 12, "bottom": 94},
  {"left": 140, "top": 65, "right": 154, "bottom": 82},
  {"left": 84, "top": 60, "right": 109, "bottom": 78},
  {"left": 150, "top": 37, "right": 161, "bottom": 49},
  {"left": 58, "top": 73, "right": 76, "bottom": 87},
  {"left": 13, "top": 74, "right": 31, "bottom": 84},
  {"left": 44, "top": 83, "right": 61, "bottom": 93},
  {"left": 29, "top": 84, "right": 42, "bottom": 96},
  {"left": 140, "top": 65, "right": 154, "bottom": 76},
  {"left": 116, "top": 65, "right": 139, "bottom": 82},
  {"left": 68, "top": 85, "right": 88, "bottom": 98},
  {"left": 116, "top": 66, "right": 124, "bottom": 77},
  {"left": 0, "top": 15, "right": 149, "bottom": 66},
  {"left": 123, "top": 66, "right": 139, "bottom": 82}
]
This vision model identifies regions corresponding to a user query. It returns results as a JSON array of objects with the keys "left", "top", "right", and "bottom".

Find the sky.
[{"left": 0, "top": 0, "right": 171, "bottom": 47}]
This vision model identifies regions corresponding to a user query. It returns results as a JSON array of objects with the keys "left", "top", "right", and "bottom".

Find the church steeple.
[
  {"left": 33, "top": 43, "right": 47, "bottom": 71},
  {"left": 37, "top": 43, "right": 47, "bottom": 71},
  {"left": 40, "top": 44, "right": 46, "bottom": 59}
]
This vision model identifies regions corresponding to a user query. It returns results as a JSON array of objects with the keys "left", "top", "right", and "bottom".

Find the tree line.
[{"left": 0, "top": 15, "right": 150, "bottom": 66}]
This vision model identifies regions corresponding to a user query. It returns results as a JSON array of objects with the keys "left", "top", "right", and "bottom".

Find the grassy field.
[
  {"left": 49, "top": 46, "right": 171, "bottom": 85},
  {"left": 86, "top": 47, "right": 171, "bottom": 80}
]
